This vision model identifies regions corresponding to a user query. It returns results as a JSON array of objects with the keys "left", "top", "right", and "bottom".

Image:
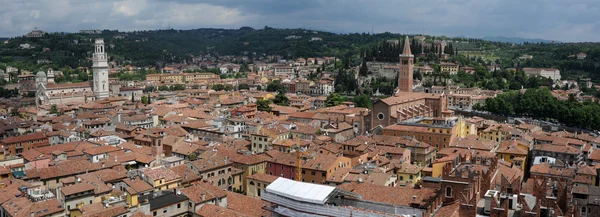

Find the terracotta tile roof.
[
  {"left": 225, "top": 191, "right": 270, "bottom": 217},
  {"left": 83, "top": 145, "right": 122, "bottom": 156},
  {"left": 195, "top": 204, "right": 247, "bottom": 217},
  {"left": 450, "top": 136, "right": 497, "bottom": 151},
  {"left": 0, "top": 132, "right": 47, "bottom": 144},
  {"left": 61, "top": 183, "right": 95, "bottom": 196},
  {"left": 77, "top": 172, "right": 112, "bottom": 194},
  {"left": 123, "top": 178, "right": 153, "bottom": 194},
  {"left": 435, "top": 202, "right": 461, "bottom": 217},
  {"left": 589, "top": 149, "right": 600, "bottom": 161},
  {"left": 170, "top": 165, "right": 201, "bottom": 183},
  {"left": 34, "top": 141, "right": 96, "bottom": 156},
  {"left": 118, "top": 142, "right": 154, "bottom": 155},
  {"left": 393, "top": 162, "right": 422, "bottom": 174},
  {"left": 171, "top": 140, "right": 202, "bottom": 156},
  {"left": 39, "top": 159, "right": 102, "bottom": 180},
  {"left": 530, "top": 163, "right": 575, "bottom": 177},
  {"left": 533, "top": 144, "right": 580, "bottom": 155},
  {"left": 247, "top": 173, "right": 279, "bottom": 183},
  {"left": 142, "top": 166, "right": 181, "bottom": 182},
  {"left": 337, "top": 182, "right": 437, "bottom": 208},
  {"left": 493, "top": 164, "right": 523, "bottom": 188},
  {"left": 577, "top": 165, "right": 597, "bottom": 176},
  {"left": 2, "top": 198, "right": 64, "bottom": 217},
  {"left": 180, "top": 182, "right": 227, "bottom": 204},
  {"left": 302, "top": 153, "right": 343, "bottom": 171},
  {"left": 129, "top": 212, "right": 152, "bottom": 217},
  {"left": 496, "top": 140, "right": 527, "bottom": 155},
  {"left": 90, "top": 168, "right": 127, "bottom": 182},
  {"left": 80, "top": 205, "right": 128, "bottom": 217}
]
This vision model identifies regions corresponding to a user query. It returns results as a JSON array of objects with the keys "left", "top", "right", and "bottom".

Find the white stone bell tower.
[{"left": 92, "top": 38, "right": 109, "bottom": 99}]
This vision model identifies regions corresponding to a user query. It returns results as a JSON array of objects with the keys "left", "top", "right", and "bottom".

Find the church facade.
[
  {"left": 37, "top": 39, "right": 109, "bottom": 105},
  {"left": 371, "top": 36, "right": 453, "bottom": 128}
]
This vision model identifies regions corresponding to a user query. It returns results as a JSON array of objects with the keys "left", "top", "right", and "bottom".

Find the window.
[
  {"left": 90, "top": 200, "right": 92, "bottom": 204},
  {"left": 177, "top": 203, "right": 181, "bottom": 209},
  {"left": 377, "top": 113, "right": 385, "bottom": 120},
  {"left": 409, "top": 175, "right": 413, "bottom": 179},
  {"left": 311, "top": 171, "right": 315, "bottom": 175},
  {"left": 322, "top": 172, "right": 326, "bottom": 177},
  {"left": 445, "top": 187, "right": 452, "bottom": 198},
  {"left": 153, "top": 211, "right": 157, "bottom": 216},
  {"left": 163, "top": 209, "right": 167, "bottom": 214}
]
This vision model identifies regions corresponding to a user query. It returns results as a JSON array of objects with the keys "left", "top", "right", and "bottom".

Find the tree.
[
  {"left": 141, "top": 95, "right": 149, "bottom": 104},
  {"left": 238, "top": 83, "right": 250, "bottom": 90},
  {"left": 191, "top": 84, "right": 200, "bottom": 89},
  {"left": 326, "top": 93, "right": 346, "bottom": 107},
  {"left": 189, "top": 153, "right": 197, "bottom": 161},
  {"left": 158, "top": 85, "right": 169, "bottom": 91},
  {"left": 273, "top": 92, "right": 290, "bottom": 106},
  {"left": 414, "top": 71, "right": 423, "bottom": 81},
  {"left": 266, "top": 80, "right": 286, "bottom": 93},
  {"left": 10, "top": 108, "right": 20, "bottom": 117},
  {"left": 131, "top": 94, "right": 135, "bottom": 102},
  {"left": 78, "top": 71, "right": 89, "bottom": 81},
  {"left": 256, "top": 99, "right": 271, "bottom": 112},
  {"left": 359, "top": 60, "right": 368, "bottom": 76},
  {"left": 50, "top": 105, "right": 58, "bottom": 114},
  {"left": 143, "top": 86, "right": 155, "bottom": 93},
  {"left": 352, "top": 94, "right": 372, "bottom": 108}
]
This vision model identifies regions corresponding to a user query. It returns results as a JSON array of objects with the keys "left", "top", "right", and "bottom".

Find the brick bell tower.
[{"left": 398, "top": 36, "right": 414, "bottom": 92}]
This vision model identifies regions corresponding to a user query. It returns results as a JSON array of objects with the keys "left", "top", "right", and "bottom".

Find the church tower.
[
  {"left": 92, "top": 39, "right": 109, "bottom": 99},
  {"left": 398, "top": 36, "right": 414, "bottom": 92}
]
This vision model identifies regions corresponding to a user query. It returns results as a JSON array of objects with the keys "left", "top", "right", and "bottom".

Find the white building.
[
  {"left": 523, "top": 68, "right": 561, "bottom": 81},
  {"left": 312, "top": 79, "right": 335, "bottom": 96},
  {"left": 274, "top": 65, "right": 294, "bottom": 76},
  {"left": 92, "top": 38, "right": 110, "bottom": 99}
]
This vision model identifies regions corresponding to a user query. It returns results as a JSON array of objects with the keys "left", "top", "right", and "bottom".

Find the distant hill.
[{"left": 481, "top": 36, "right": 557, "bottom": 44}]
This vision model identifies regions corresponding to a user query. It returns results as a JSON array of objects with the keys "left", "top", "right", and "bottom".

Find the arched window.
[
  {"left": 445, "top": 187, "right": 452, "bottom": 198},
  {"left": 249, "top": 181, "right": 255, "bottom": 186},
  {"left": 581, "top": 206, "right": 588, "bottom": 217}
]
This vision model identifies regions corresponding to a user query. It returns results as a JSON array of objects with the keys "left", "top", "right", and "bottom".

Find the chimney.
[
  {"left": 412, "top": 195, "right": 417, "bottom": 202},
  {"left": 201, "top": 193, "right": 205, "bottom": 201},
  {"left": 30, "top": 212, "right": 34, "bottom": 217}
]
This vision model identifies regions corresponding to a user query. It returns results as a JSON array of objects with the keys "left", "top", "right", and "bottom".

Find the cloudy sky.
[{"left": 1, "top": 0, "right": 599, "bottom": 42}]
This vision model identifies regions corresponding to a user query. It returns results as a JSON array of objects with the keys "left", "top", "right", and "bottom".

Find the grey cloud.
[{"left": 0, "top": 0, "right": 599, "bottom": 42}]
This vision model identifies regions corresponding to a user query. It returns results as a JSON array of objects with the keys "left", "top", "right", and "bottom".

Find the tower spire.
[
  {"left": 402, "top": 36, "right": 412, "bottom": 56},
  {"left": 398, "top": 36, "right": 414, "bottom": 93}
]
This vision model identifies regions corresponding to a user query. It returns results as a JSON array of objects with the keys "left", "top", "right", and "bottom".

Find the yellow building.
[
  {"left": 480, "top": 125, "right": 507, "bottom": 143},
  {"left": 246, "top": 173, "right": 279, "bottom": 198},
  {"left": 496, "top": 140, "right": 528, "bottom": 169},
  {"left": 440, "top": 63, "right": 459, "bottom": 74},
  {"left": 142, "top": 167, "right": 181, "bottom": 192},
  {"left": 392, "top": 162, "right": 423, "bottom": 186},
  {"left": 123, "top": 179, "right": 155, "bottom": 208},
  {"left": 227, "top": 154, "right": 268, "bottom": 193}
]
